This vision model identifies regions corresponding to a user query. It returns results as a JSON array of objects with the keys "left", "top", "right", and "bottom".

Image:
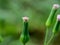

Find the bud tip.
[
  {"left": 53, "top": 4, "right": 60, "bottom": 9},
  {"left": 57, "top": 15, "right": 60, "bottom": 21},
  {"left": 22, "top": 16, "right": 29, "bottom": 22}
]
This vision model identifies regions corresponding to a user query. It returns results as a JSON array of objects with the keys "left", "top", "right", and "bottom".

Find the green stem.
[
  {"left": 47, "top": 33, "right": 54, "bottom": 45},
  {"left": 47, "top": 20, "right": 60, "bottom": 45},
  {"left": 44, "top": 28, "right": 49, "bottom": 45}
]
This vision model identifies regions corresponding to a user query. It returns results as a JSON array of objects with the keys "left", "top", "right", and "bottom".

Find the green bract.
[
  {"left": 20, "top": 34, "right": 29, "bottom": 44},
  {"left": 53, "top": 19, "right": 60, "bottom": 33}
]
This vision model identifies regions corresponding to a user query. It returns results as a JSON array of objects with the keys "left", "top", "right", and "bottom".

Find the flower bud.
[{"left": 46, "top": 4, "right": 59, "bottom": 27}]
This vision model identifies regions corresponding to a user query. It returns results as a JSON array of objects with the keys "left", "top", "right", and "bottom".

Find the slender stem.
[
  {"left": 47, "top": 33, "right": 54, "bottom": 45},
  {"left": 47, "top": 18, "right": 60, "bottom": 45},
  {"left": 44, "top": 28, "right": 49, "bottom": 45}
]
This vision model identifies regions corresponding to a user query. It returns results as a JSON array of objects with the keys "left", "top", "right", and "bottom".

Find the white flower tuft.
[
  {"left": 22, "top": 16, "right": 29, "bottom": 22},
  {"left": 53, "top": 4, "right": 60, "bottom": 9},
  {"left": 57, "top": 15, "right": 60, "bottom": 21}
]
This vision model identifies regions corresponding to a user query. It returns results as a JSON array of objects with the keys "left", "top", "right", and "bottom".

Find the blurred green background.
[{"left": 0, "top": 0, "right": 60, "bottom": 45}]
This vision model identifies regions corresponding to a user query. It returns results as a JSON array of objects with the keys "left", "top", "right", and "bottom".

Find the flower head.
[
  {"left": 53, "top": 4, "right": 60, "bottom": 9},
  {"left": 22, "top": 16, "right": 29, "bottom": 22}
]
